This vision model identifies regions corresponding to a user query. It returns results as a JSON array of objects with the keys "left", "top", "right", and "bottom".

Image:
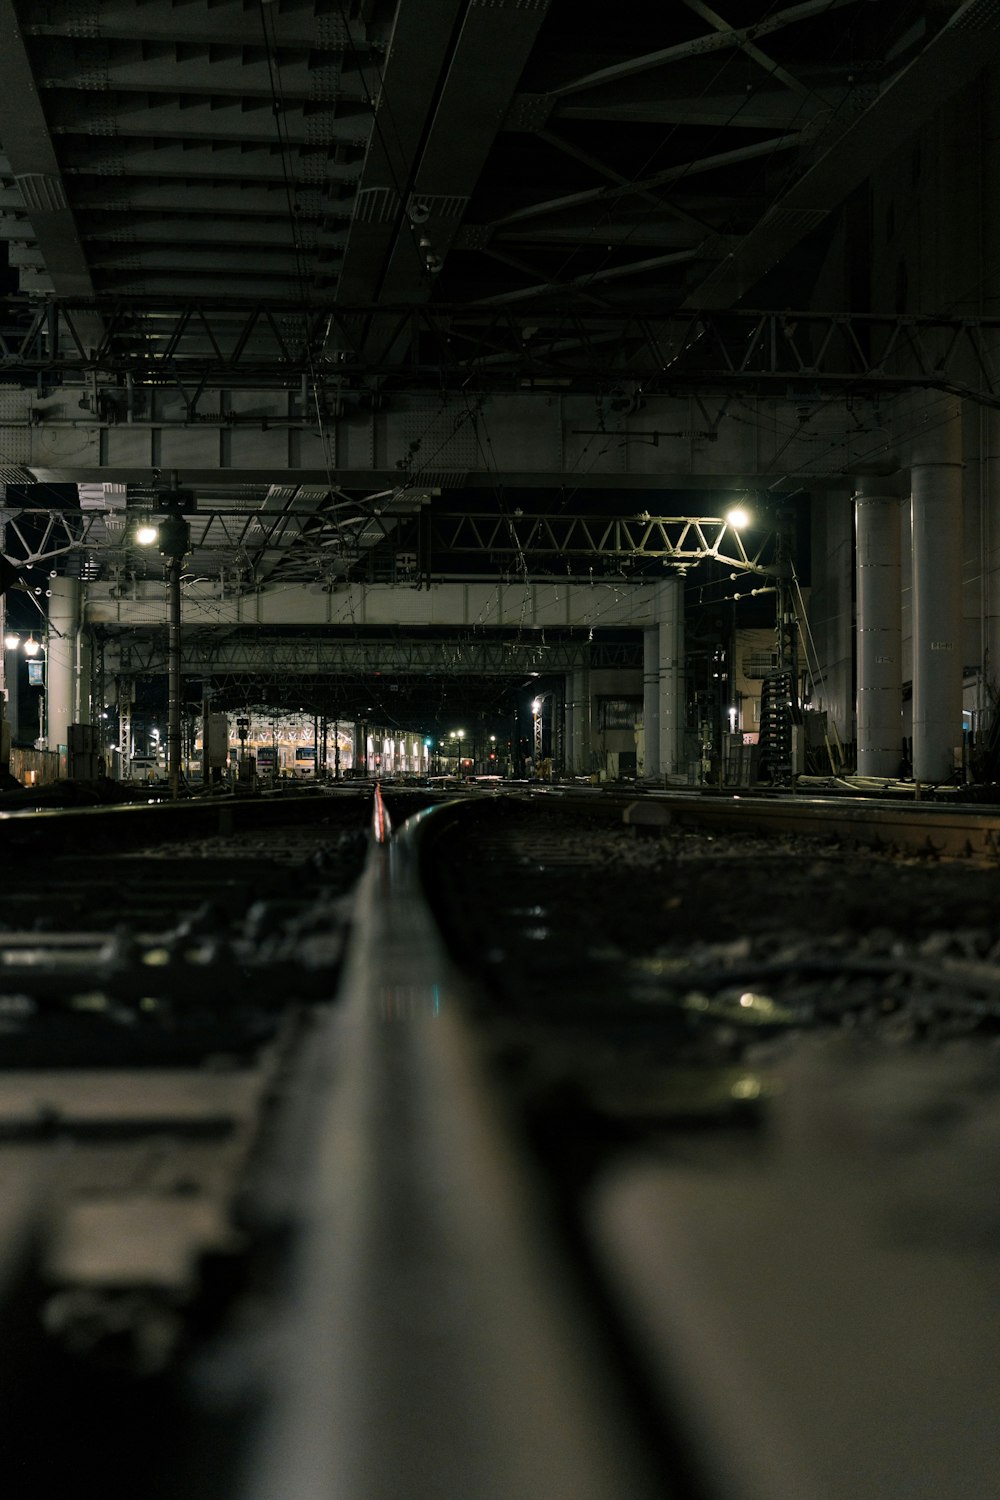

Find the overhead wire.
[
  {"left": 257, "top": 2, "right": 450, "bottom": 607},
  {"left": 255, "top": 0, "right": 362, "bottom": 604}
]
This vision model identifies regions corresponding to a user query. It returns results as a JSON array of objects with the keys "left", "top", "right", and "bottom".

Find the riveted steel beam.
[{"left": 100, "top": 633, "right": 643, "bottom": 680}]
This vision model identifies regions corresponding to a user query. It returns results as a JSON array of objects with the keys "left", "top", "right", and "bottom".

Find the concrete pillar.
[
  {"left": 855, "top": 483, "right": 903, "bottom": 776},
  {"left": 643, "top": 627, "right": 660, "bottom": 777},
  {"left": 984, "top": 408, "right": 1000, "bottom": 700},
  {"left": 354, "top": 721, "right": 367, "bottom": 774},
  {"left": 46, "top": 576, "right": 81, "bottom": 761},
  {"left": 809, "top": 490, "right": 854, "bottom": 746},
  {"left": 980, "top": 74, "right": 1000, "bottom": 716},
  {"left": 910, "top": 394, "right": 964, "bottom": 783},
  {"left": 566, "top": 669, "right": 590, "bottom": 773},
  {"left": 655, "top": 578, "right": 684, "bottom": 778}
]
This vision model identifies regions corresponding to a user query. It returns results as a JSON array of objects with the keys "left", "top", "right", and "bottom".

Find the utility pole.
[{"left": 156, "top": 495, "right": 191, "bottom": 798}]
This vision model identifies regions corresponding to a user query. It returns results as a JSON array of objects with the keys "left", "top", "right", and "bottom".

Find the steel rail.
[
  {"left": 637, "top": 789, "right": 1000, "bottom": 861},
  {"left": 243, "top": 796, "right": 666, "bottom": 1500}
]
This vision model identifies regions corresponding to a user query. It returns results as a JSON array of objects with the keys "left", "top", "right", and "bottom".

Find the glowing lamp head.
[
  {"left": 532, "top": 697, "right": 542, "bottom": 715},
  {"left": 3, "top": 632, "right": 19, "bottom": 650},
  {"left": 23, "top": 636, "right": 40, "bottom": 657},
  {"left": 726, "top": 506, "right": 750, "bottom": 530},
  {"left": 135, "top": 523, "right": 159, "bottom": 546}
]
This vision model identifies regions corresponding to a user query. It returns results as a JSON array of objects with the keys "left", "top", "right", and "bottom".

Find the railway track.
[{"left": 1, "top": 785, "right": 998, "bottom": 1498}]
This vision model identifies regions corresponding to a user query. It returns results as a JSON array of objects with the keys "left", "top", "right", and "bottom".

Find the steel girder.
[
  {"left": 4, "top": 381, "right": 895, "bottom": 493},
  {"left": 4, "top": 302, "right": 1000, "bottom": 408},
  {"left": 102, "top": 632, "right": 641, "bottom": 679},
  {"left": 84, "top": 578, "right": 666, "bottom": 632}
]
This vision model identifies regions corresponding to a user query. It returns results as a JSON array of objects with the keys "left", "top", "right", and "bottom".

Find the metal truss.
[
  {"left": 429, "top": 513, "right": 774, "bottom": 574},
  {"left": 104, "top": 632, "right": 643, "bottom": 678},
  {"left": 0, "top": 504, "right": 382, "bottom": 580},
  {"left": 4, "top": 503, "right": 775, "bottom": 581},
  {"left": 1, "top": 508, "right": 235, "bottom": 574},
  {"left": 2, "top": 508, "right": 90, "bottom": 569},
  {"left": 3, "top": 300, "right": 1000, "bottom": 406}
]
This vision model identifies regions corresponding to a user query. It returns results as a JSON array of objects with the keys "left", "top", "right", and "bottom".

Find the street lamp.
[{"left": 725, "top": 505, "right": 751, "bottom": 529}]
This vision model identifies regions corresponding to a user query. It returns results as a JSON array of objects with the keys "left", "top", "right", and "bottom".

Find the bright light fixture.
[
  {"left": 3, "top": 632, "right": 19, "bottom": 650},
  {"left": 726, "top": 506, "right": 750, "bottom": 529},
  {"left": 532, "top": 697, "right": 542, "bottom": 715},
  {"left": 135, "top": 523, "right": 159, "bottom": 546},
  {"left": 23, "top": 636, "right": 40, "bottom": 657}
]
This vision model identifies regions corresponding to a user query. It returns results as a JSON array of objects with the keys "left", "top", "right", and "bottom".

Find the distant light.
[
  {"left": 23, "top": 636, "right": 40, "bottom": 657},
  {"left": 532, "top": 697, "right": 542, "bottom": 715},
  {"left": 135, "top": 524, "right": 159, "bottom": 546},
  {"left": 726, "top": 506, "right": 750, "bottom": 529},
  {"left": 3, "top": 632, "right": 19, "bottom": 650}
]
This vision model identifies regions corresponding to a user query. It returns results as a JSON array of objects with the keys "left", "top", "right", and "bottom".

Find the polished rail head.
[{"left": 372, "top": 783, "right": 392, "bottom": 844}]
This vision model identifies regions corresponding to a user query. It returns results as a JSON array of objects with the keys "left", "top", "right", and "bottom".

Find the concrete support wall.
[
  {"left": 864, "top": 69, "right": 1000, "bottom": 771},
  {"left": 588, "top": 668, "right": 642, "bottom": 777},
  {"left": 642, "top": 628, "right": 660, "bottom": 777},
  {"left": 564, "top": 669, "right": 591, "bottom": 773},
  {"left": 910, "top": 394, "right": 964, "bottom": 782},
  {"left": 982, "top": 72, "right": 1000, "bottom": 714},
  {"left": 982, "top": 408, "right": 1000, "bottom": 707},
  {"left": 354, "top": 721, "right": 368, "bottom": 774},
  {"left": 808, "top": 491, "right": 854, "bottom": 746},
  {"left": 46, "top": 576, "right": 81, "bottom": 759},
  {"left": 855, "top": 484, "right": 903, "bottom": 776},
  {"left": 656, "top": 580, "right": 684, "bottom": 778}
]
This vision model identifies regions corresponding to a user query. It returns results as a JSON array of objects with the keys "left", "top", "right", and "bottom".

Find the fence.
[{"left": 10, "top": 747, "right": 63, "bottom": 786}]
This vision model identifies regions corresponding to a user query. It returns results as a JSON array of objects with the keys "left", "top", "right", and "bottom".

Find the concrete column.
[
  {"left": 981, "top": 74, "right": 1000, "bottom": 715},
  {"left": 643, "top": 627, "right": 660, "bottom": 777},
  {"left": 809, "top": 490, "right": 854, "bottom": 745},
  {"left": 566, "top": 669, "right": 590, "bottom": 773},
  {"left": 354, "top": 721, "right": 367, "bottom": 774},
  {"left": 984, "top": 408, "right": 1000, "bottom": 700},
  {"left": 910, "top": 394, "right": 964, "bottom": 783},
  {"left": 46, "top": 576, "right": 81, "bottom": 761},
  {"left": 855, "top": 483, "right": 902, "bottom": 776},
  {"left": 655, "top": 578, "right": 684, "bottom": 777}
]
